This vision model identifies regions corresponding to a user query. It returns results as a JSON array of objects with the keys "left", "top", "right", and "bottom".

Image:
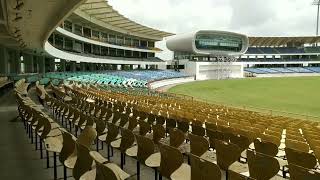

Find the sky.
[{"left": 108, "top": 0, "right": 319, "bottom": 60}]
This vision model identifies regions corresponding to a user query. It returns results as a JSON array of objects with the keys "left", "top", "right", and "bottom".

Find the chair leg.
[
  {"left": 96, "top": 139, "right": 99, "bottom": 151},
  {"left": 53, "top": 152, "right": 57, "bottom": 180},
  {"left": 137, "top": 161, "right": 140, "bottom": 180},
  {"left": 120, "top": 153, "right": 124, "bottom": 169},
  {"left": 63, "top": 165, "right": 67, "bottom": 180},
  {"left": 226, "top": 170, "right": 228, "bottom": 180},
  {"left": 154, "top": 168, "right": 158, "bottom": 180},
  {"left": 31, "top": 128, "right": 33, "bottom": 144},
  {"left": 40, "top": 139, "right": 43, "bottom": 159},
  {"left": 107, "top": 145, "right": 110, "bottom": 160},
  {"left": 35, "top": 134, "right": 38, "bottom": 150},
  {"left": 46, "top": 151, "right": 50, "bottom": 168}
]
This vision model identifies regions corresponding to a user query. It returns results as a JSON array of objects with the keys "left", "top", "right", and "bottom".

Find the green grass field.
[{"left": 168, "top": 77, "right": 320, "bottom": 118}]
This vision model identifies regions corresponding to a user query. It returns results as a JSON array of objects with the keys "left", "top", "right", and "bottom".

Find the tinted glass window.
[{"left": 195, "top": 34, "right": 243, "bottom": 52}]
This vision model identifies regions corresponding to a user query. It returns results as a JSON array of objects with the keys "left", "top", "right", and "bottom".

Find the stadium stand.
[
  {"left": 246, "top": 47, "right": 306, "bottom": 54},
  {"left": 245, "top": 67, "right": 320, "bottom": 74},
  {"left": 42, "top": 70, "right": 188, "bottom": 88},
  {"left": 286, "top": 67, "right": 314, "bottom": 73},
  {"left": 306, "top": 67, "right": 320, "bottom": 73},
  {"left": 12, "top": 78, "right": 320, "bottom": 180}
]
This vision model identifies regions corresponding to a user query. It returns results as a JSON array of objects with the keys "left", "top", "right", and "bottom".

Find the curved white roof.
[{"left": 75, "top": 0, "right": 174, "bottom": 40}]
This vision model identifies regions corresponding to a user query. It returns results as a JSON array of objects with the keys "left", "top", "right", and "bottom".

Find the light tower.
[{"left": 313, "top": 0, "right": 320, "bottom": 36}]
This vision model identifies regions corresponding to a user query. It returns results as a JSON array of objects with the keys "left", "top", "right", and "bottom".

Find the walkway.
[{"left": 0, "top": 89, "right": 52, "bottom": 180}]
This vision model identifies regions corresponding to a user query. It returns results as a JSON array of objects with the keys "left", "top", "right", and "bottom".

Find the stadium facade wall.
[
  {"left": 148, "top": 76, "right": 195, "bottom": 89},
  {"left": 44, "top": 42, "right": 166, "bottom": 66},
  {"left": 185, "top": 61, "right": 244, "bottom": 80}
]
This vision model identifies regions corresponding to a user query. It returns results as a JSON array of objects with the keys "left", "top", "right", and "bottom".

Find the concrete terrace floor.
[{"left": 0, "top": 89, "right": 53, "bottom": 180}]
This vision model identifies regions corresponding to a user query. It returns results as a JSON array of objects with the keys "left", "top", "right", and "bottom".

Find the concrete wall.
[{"left": 148, "top": 76, "right": 195, "bottom": 89}]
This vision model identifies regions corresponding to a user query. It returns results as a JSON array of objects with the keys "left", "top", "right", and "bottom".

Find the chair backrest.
[
  {"left": 166, "top": 118, "right": 177, "bottom": 132},
  {"left": 73, "top": 143, "right": 93, "bottom": 180},
  {"left": 205, "top": 122, "right": 217, "bottom": 131},
  {"left": 147, "top": 114, "right": 156, "bottom": 124},
  {"left": 159, "top": 143, "right": 184, "bottom": 178},
  {"left": 215, "top": 140, "right": 241, "bottom": 171},
  {"left": 127, "top": 116, "right": 138, "bottom": 131},
  {"left": 260, "top": 133, "right": 280, "bottom": 147},
  {"left": 253, "top": 139, "right": 278, "bottom": 157},
  {"left": 119, "top": 128, "right": 135, "bottom": 153},
  {"left": 206, "top": 129, "right": 217, "bottom": 149},
  {"left": 152, "top": 124, "right": 165, "bottom": 144},
  {"left": 95, "top": 119, "right": 106, "bottom": 136},
  {"left": 139, "top": 120, "right": 150, "bottom": 136},
  {"left": 77, "top": 126, "right": 97, "bottom": 148},
  {"left": 285, "top": 139, "right": 309, "bottom": 153},
  {"left": 156, "top": 116, "right": 166, "bottom": 125},
  {"left": 112, "top": 111, "right": 121, "bottom": 124},
  {"left": 119, "top": 113, "right": 129, "bottom": 127},
  {"left": 136, "top": 134, "right": 155, "bottom": 163},
  {"left": 177, "top": 120, "right": 189, "bottom": 133},
  {"left": 77, "top": 113, "right": 87, "bottom": 127},
  {"left": 72, "top": 110, "right": 81, "bottom": 124},
  {"left": 288, "top": 164, "right": 320, "bottom": 180},
  {"left": 59, "top": 131, "right": 76, "bottom": 164},
  {"left": 285, "top": 147, "right": 317, "bottom": 169},
  {"left": 105, "top": 123, "right": 119, "bottom": 144},
  {"left": 247, "top": 150, "right": 280, "bottom": 180},
  {"left": 229, "top": 133, "right": 251, "bottom": 152},
  {"left": 169, "top": 128, "right": 185, "bottom": 148},
  {"left": 95, "top": 162, "right": 120, "bottom": 180},
  {"left": 35, "top": 116, "right": 52, "bottom": 139},
  {"left": 192, "top": 124, "right": 206, "bottom": 137},
  {"left": 190, "top": 154, "right": 221, "bottom": 180},
  {"left": 189, "top": 133, "right": 209, "bottom": 157}
]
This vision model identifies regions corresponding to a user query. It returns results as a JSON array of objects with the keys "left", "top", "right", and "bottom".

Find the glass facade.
[{"left": 195, "top": 34, "right": 243, "bottom": 52}]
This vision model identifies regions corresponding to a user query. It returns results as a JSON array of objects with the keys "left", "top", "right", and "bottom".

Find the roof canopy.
[
  {"left": 77, "top": 0, "right": 174, "bottom": 39},
  {"left": 249, "top": 36, "right": 320, "bottom": 47}
]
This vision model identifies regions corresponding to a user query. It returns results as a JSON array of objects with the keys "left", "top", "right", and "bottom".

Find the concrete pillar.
[
  {"left": 49, "top": 58, "right": 55, "bottom": 72},
  {"left": 80, "top": 62, "right": 86, "bottom": 71},
  {"left": 32, "top": 56, "right": 38, "bottom": 73},
  {"left": 24, "top": 53, "right": 34, "bottom": 73},
  {"left": 10, "top": 50, "right": 21, "bottom": 74},
  {"left": 38, "top": 56, "right": 45, "bottom": 74},
  {"left": 0, "top": 47, "right": 9, "bottom": 75},
  {"left": 89, "top": 63, "right": 95, "bottom": 71},
  {"left": 60, "top": 59, "right": 66, "bottom": 72},
  {"left": 70, "top": 61, "right": 76, "bottom": 72}
]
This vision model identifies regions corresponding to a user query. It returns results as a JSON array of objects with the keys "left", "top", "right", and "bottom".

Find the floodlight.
[{"left": 312, "top": 0, "right": 320, "bottom": 35}]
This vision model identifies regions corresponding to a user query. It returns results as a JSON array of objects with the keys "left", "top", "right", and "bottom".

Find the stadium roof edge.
[
  {"left": 248, "top": 36, "right": 320, "bottom": 46},
  {"left": 75, "top": 0, "right": 175, "bottom": 40}
]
